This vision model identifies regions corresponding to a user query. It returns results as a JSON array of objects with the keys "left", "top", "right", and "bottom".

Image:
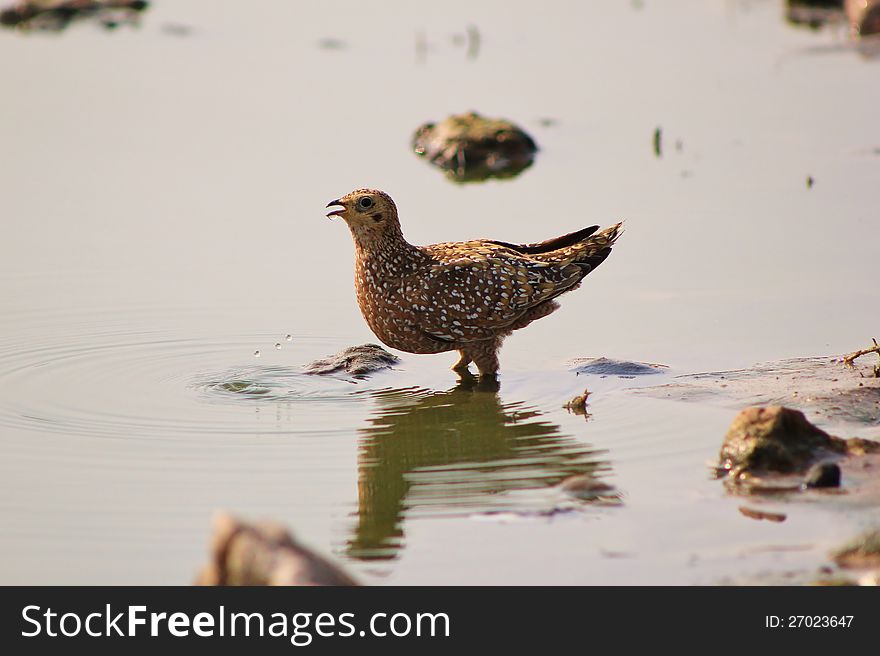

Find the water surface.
[{"left": 1, "top": 0, "right": 878, "bottom": 584}]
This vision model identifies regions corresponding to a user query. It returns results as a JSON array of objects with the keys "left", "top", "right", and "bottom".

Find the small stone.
[{"left": 563, "top": 389, "right": 591, "bottom": 415}]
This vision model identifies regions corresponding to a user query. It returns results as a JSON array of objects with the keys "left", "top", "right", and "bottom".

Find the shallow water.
[{"left": 0, "top": 0, "right": 878, "bottom": 584}]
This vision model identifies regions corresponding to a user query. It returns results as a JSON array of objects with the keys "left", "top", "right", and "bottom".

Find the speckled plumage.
[{"left": 326, "top": 188, "right": 622, "bottom": 377}]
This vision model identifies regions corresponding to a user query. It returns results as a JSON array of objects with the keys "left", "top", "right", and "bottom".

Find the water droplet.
[
  {"left": 275, "top": 343, "right": 281, "bottom": 350},
  {"left": 254, "top": 350, "right": 261, "bottom": 357},
  {"left": 285, "top": 334, "right": 292, "bottom": 341}
]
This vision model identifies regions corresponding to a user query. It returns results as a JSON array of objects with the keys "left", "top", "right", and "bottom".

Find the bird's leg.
[
  {"left": 471, "top": 340, "right": 500, "bottom": 378},
  {"left": 452, "top": 350, "right": 473, "bottom": 373}
]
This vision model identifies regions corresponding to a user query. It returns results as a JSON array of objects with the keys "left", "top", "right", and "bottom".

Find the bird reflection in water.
[{"left": 347, "top": 376, "right": 612, "bottom": 560}]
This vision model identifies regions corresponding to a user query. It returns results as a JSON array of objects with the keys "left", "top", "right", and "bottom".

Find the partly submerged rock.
[
  {"left": 0, "top": 0, "right": 149, "bottom": 32},
  {"left": 304, "top": 343, "right": 399, "bottom": 377},
  {"left": 846, "top": 0, "right": 880, "bottom": 36},
  {"left": 569, "top": 357, "right": 668, "bottom": 378},
  {"left": 563, "top": 388, "right": 591, "bottom": 416},
  {"left": 717, "top": 406, "right": 879, "bottom": 480},
  {"left": 831, "top": 529, "right": 880, "bottom": 569},
  {"left": 412, "top": 111, "right": 537, "bottom": 183},
  {"left": 195, "top": 513, "right": 358, "bottom": 586}
]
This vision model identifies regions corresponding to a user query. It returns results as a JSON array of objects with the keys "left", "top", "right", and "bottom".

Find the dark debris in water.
[
  {"left": 317, "top": 37, "right": 346, "bottom": 50},
  {"left": 569, "top": 356, "right": 668, "bottom": 378},
  {"left": 304, "top": 343, "right": 400, "bottom": 377},
  {"left": 0, "top": 0, "right": 149, "bottom": 32},
  {"left": 738, "top": 506, "right": 787, "bottom": 522}
]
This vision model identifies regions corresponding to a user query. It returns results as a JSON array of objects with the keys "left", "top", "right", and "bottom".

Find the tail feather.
[{"left": 569, "top": 221, "right": 622, "bottom": 274}]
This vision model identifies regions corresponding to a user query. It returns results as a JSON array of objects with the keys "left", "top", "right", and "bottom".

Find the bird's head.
[{"left": 325, "top": 189, "right": 401, "bottom": 246}]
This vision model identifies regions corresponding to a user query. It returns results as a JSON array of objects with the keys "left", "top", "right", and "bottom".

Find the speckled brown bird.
[{"left": 326, "top": 188, "right": 622, "bottom": 377}]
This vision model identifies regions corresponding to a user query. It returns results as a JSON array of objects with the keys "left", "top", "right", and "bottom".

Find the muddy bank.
[{"left": 632, "top": 356, "right": 880, "bottom": 433}]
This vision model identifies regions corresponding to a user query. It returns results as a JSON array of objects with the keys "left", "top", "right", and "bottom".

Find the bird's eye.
[{"left": 357, "top": 197, "right": 374, "bottom": 210}]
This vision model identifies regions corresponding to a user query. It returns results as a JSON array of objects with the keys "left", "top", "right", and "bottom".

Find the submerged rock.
[
  {"left": 570, "top": 357, "right": 668, "bottom": 378},
  {"left": 559, "top": 474, "right": 622, "bottom": 504},
  {"left": 0, "top": 0, "right": 149, "bottom": 32},
  {"left": 195, "top": 513, "right": 358, "bottom": 586},
  {"left": 304, "top": 343, "right": 400, "bottom": 377},
  {"left": 412, "top": 111, "right": 537, "bottom": 183},
  {"left": 717, "top": 406, "right": 878, "bottom": 479}
]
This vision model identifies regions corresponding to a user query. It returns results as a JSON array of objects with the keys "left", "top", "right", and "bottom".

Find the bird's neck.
[{"left": 350, "top": 223, "right": 412, "bottom": 256}]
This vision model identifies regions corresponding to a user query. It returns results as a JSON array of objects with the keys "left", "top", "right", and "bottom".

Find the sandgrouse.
[{"left": 326, "top": 188, "right": 622, "bottom": 377}]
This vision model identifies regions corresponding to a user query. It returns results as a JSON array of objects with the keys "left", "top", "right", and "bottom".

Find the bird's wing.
[{"left": 407, "top": 242, "right": 583, "bottom": 343}]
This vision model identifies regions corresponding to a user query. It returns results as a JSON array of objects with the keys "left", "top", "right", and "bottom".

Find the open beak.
[{"left": 325, "top": 199, "right": 345, "bottom": 219}]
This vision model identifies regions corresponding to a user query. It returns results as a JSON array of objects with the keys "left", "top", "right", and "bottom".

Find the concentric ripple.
[{"left": 0, "top": 307, "right": 371, "bottom": 441}]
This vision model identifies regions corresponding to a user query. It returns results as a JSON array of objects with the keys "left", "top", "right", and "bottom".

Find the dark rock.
[
  {"left": 304, "top": 343, "right": 399, "bottom": 376},
  {"left": 412, "top": 112, "right": 537, "bottom": 183},
  {"left": 803, "top": 461, "right": 842, "bottom": 488},
  {"left": 717, "top": 406, "right": 879, "bottom": 488},
  {"left": 720, "top": 407, "right": 845, "bottom": 475}
]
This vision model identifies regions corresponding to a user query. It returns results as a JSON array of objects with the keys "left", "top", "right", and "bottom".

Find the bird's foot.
[{"left": 451, "top": 354, "right": 473, "bottom": 373}]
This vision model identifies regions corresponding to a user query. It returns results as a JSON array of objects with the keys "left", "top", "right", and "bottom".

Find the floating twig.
[{"left": 843, "top": 338, "right": 880, "bottom": 366}]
